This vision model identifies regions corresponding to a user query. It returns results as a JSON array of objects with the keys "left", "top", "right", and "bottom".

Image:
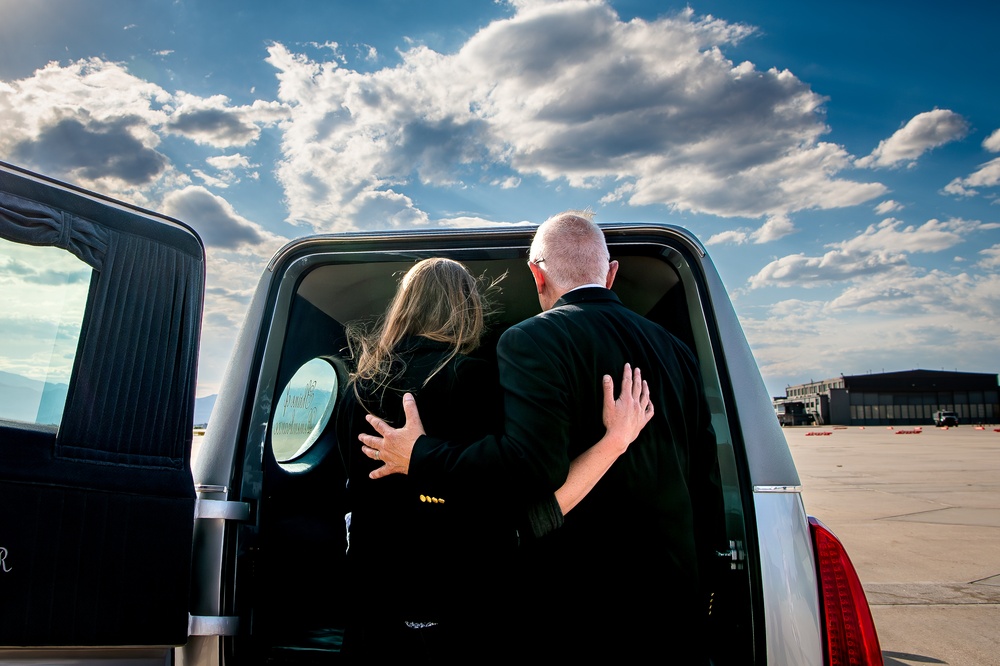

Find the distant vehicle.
[
  {"left": 775, "top": 401, "right": 816, "bottom": 427},
  {"left": 933, "top": 410, "right": 959, "bottom": 427},
  {"left": 0, "top": 161, "right": 883, "bottom": 665}
]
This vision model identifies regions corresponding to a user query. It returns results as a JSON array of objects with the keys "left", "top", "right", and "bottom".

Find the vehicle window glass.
[
  {"left": 0, "top": 238, "right": 90, "bottom": 425},
  {"left": 272, "top": 357, "right": 339, "bottom": 462}
]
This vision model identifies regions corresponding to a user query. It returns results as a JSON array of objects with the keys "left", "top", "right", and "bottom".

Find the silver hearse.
[{"left": 0, "top": 161, "right": 883, "bottom": 665}]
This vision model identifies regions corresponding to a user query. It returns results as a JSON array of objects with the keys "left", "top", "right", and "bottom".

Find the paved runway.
[
  {"left": 783, "top": 424, "right": 1000, "bottom": 666},
  {"left": 193, "top": 425, "right": 999, "bottom": 663}
]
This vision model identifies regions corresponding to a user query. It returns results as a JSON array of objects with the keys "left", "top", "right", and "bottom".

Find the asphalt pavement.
[
  {"left": 784, "top": 424, "right": 1000, "bottom": 666},
  {"left": 191, "top": 425, "right": 999, "bottom": 663}
]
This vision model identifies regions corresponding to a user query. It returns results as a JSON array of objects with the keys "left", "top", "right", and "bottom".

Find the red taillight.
[{"left": 809, "top": 516, "right": 883, "bottom": 666}]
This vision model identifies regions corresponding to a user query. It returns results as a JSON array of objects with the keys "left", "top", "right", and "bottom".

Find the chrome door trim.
[{"left": 753, "top": 485, "right": 803, "bottom": 493}]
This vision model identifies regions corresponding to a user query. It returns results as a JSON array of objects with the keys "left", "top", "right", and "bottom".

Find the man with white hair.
[{"left": 360, "top": 211, "right": 725, "bottom": 662}]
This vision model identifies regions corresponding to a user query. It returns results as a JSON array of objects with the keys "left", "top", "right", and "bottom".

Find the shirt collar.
[{"left": 566, "top": 283, "right": 605, "bottom": 293}]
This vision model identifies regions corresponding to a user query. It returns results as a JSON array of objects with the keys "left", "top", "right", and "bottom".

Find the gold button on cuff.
[{"left": 419, "top": 495, "right": 445, "bottom": 504}]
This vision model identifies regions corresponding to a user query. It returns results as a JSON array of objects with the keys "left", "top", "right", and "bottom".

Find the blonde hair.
[{"left": 347, "top": 258, "right": 501, "bottom": 396}]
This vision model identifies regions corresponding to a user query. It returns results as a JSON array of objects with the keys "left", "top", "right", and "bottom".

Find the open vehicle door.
[{"left": 0, "top": 161, "right": 204, "bottom": 661}]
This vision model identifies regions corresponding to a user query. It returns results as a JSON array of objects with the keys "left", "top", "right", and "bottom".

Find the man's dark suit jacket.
[{"left": 410, "top": 287, "right": 726, "bottom": 660}]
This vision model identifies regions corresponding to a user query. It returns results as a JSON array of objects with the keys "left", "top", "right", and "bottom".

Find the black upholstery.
[{"left": 0, "top": 164, "right": 201, "bottom": 646}]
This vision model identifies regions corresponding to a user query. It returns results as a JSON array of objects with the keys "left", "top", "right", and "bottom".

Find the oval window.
[{"left": 272, "top": 358, "right": 339, "bottom": 462}]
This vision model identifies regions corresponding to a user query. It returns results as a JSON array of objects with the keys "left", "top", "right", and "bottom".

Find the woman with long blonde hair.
[
  {"left": 347, "top": 257, "right": 494, "bottom": 410},
  {"left": 337, "top": 257, "right": 650, "bottom": 662}
]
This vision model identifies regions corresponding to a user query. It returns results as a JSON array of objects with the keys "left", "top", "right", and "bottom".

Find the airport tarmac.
[
  {"left": 784, "top": 424, "right": 1000, "bottom": 666},
  {"left": 190, "top": 425, "right": 999, "bottom": 663}
]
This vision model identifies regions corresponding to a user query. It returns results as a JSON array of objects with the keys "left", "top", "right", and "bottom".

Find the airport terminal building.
[{"left": 773, "top": 369, "right": 1000, "bottom": 427}]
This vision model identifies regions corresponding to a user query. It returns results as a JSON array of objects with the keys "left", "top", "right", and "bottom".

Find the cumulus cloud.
[
  {"left": 166, "top": 108, "right": 259, "bottom": 147},
  {"left": 164, "top": 93, "right": 288, "bottom": 147},
  {"left": 207, "top": 153, "right": 253, "bottom": 170},
  {"left": 267, "top": 1, "right": 886, "bottom": 232},
  {"left": 747, "top": 217, "right": 992, "bottom": 288},
  {"left": 747, "top": 250, "right": 908, "bottom": 289},
  {"left": 0, "top": 57, "right": 284, "bottom": 199},
  {"left": 874, "top": 199, "right": 902, "bottom": 215},
  {"left": 705, "top": 229, "right": 749, "bottom": 246},
  {"left": 0, "top": 253, "right": 90, "bottom": 287},
  {"left": 983, "top": 128, "right": 1000, "bottom": 153},
  {"left": 944, "top": 156, "right": 1000, "bottom": 197},
  {"left": 752, "top": 215, "right": 796, "bottom": 243},
  {"left": 742, "top": 270, "right": 1000, "bottom": 391},
  {"left": 856, "top": 109, "right": 970, "bottom": 169},
  {"left": 0, "top": 59, "right": 169, "bottom": 145},
  {"left": 190, "top": 169, "right": 233, "bottom": 189},
  {"left": 437, "top": 215, "right": 526, "bottom": 228},
  {"left": 980, "top": 244, "right": 1000, "bottom": 269},
  {"left": 0, "top": 59, "right": 174, "bottom": 194},
  {"left": 6, "top": 9, "right": 891, "bottom": 233},
  {"left": 161, "top": 186, "right": 283, "bottom": 250},
  {"left": 944, "top": 126, "right": 1000, "bottom": 196},
  {"left": 13, "top": 115, "right": 169, "bottom": 186},
  {"left": 838, "top": 217, "right": 969, "bottom": 254},
  {"left": 705, "top": 214, "right": 796, "bottom": 245},
  {"left": 826, "top": 270, "right": 972, "bottom": 313},
  {"left": 492, "top": 176, "right": 521, "bottom": 189}
]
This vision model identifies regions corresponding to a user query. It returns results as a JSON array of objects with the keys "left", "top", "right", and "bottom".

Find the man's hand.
[{"left": 359, "top": 392, "right": 426, "bottom": 479}]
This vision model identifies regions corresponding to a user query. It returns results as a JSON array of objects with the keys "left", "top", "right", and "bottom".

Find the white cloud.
[
  {"left": 838, "top": 218, "right": 964, "bottom": 254},
  {"left": 980, "top": 244, "right": 1000, "bottom": 269},
  {"left": 706, "top": 214, "right": 796, "bottom": 245},
  {"left": 983, "top": 128, "right": 1000, "bottom": 153},
  {"left": 191, "top": 169, "right": 233, "bottom": 189},
  {"left": 207, "top": 153, "right": 253, "bottom": 170},
  {"left": 0, "top": 243, "right": 91, "bottom": 384},
  {"left": 161, "top": 186, "right": 285, "bottom": 250},
  {"left": 826, "top": 270, "right": 1000, "bottom": 324},
  {"left": 856, "top": 109, "right": 970, "bottom": 168},
  {"left": 493, "top": 176, "right": 521, "bottom": 189},
  {"left": 944, "top": 156, "right": 1000, "bottom": 197},
  {"left": 751, "top": 215, "right": 796, "bottom": 243},
  {"left": 747, "top": 217, "right": 991, "bottom": 288},
  {"left": 875, "top": 199, "right": 902, "bottom": 215},
  {"left": 943, "top": 127, "right": 1000, "bottom": 197},
  {"left": 436, "top": 216, "right": 527, "bottom": 228},
  {"left": 267, "top": 1, "right": 887, "bottom": 231},
  {"left": 0, "top": 58, "right": 174, "bottom": 195},
  {"left": 747, "top": 250, "right": 908, "bottom": 289},
  {"left": 164, "top": 93, "right": 289, "bottom": 148},
  {"left": 197, "top": 154, "right": 258, "bottom": 187},
  {"left": 706, "top": 229, "right": 749, "bottom": 246},
  {"left": 741, "top": 271, "right": 1000, "bottom": 392},
  {"left": 0, "top": 57, "right": 286, "bottom": 201}
]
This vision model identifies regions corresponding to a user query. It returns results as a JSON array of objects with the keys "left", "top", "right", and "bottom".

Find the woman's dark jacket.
[{"left": 336, "top": 335, "right": 514, "bottom": 626}]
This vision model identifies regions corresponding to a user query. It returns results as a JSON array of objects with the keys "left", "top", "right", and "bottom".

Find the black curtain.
[{"left": 1, "top": 189, "right": 202, "bottom": 468}]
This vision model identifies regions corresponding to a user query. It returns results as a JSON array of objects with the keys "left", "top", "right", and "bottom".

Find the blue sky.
[{"left": 2, "top": 0, "right": 998, "bottom": 399}]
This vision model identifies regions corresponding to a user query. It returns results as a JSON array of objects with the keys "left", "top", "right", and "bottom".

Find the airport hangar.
[{"left": 772, "top": 369, "right": 1000, "bottom": 427}]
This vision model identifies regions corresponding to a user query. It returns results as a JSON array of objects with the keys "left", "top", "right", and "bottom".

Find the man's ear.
[
  {"left": 605, "top": 260, "right": 620, "bottom": 289},
  {"left": 528, "top": 260, "right": 546, "bottom": 295}
]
